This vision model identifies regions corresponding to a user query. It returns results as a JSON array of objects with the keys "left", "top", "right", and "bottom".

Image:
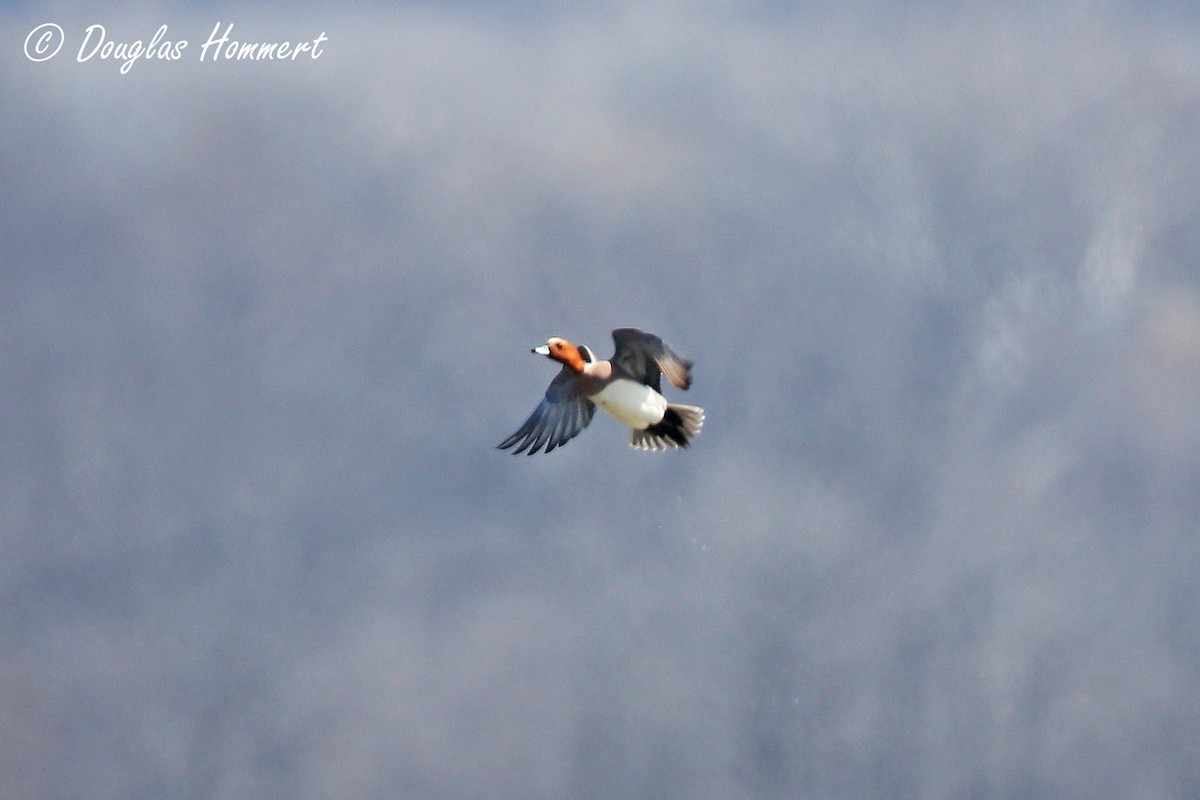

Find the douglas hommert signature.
[{"left": 24, "top": 21, "right": 328, "bottom": 73}]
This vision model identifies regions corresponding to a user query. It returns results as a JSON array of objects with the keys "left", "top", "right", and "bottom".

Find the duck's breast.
[{"left": 589, "top": 378, "right": 667, "bottom": 429}]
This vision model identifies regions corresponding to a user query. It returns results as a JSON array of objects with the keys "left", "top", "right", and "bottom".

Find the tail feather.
[{"left": 630, "top": 404, "right": 705, "bottom": 450}]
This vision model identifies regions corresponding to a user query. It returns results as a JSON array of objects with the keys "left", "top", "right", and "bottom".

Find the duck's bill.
[{"left": 532, "top": 344, "right": 551, "bottom": 356}]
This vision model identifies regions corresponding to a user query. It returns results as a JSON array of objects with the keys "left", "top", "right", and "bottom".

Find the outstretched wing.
[
  {"left": 610, "top": 328, "right": 693, "bottom": 392},
  {"left": 497, "top": 366, "right": 597, "bottom": 455}
]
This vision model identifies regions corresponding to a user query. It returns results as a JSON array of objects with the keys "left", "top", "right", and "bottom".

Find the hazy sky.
[{"left": 4, "top": 3, "right": 1200, "bottom": 798}]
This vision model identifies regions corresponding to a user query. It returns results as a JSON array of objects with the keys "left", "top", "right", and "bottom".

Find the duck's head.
[{"left": 533, "top": 337, "right": 593, "bottom": 373}]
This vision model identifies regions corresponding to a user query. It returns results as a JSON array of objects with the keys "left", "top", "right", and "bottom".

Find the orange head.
[{"left": 532, "top": 337, "right": 588, "bottom": 373}]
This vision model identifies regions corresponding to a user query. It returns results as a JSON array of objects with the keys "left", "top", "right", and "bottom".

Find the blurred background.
[{"left": 4, "top": 2, "right": 1200, "bottom": 798}]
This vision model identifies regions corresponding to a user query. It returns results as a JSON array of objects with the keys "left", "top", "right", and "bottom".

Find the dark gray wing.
[
  {"left": 610, "top": 328, "right": 693, "bottom": 391},
  {"left": 497, "top": 366, "right": 596, "bottom": 455}
]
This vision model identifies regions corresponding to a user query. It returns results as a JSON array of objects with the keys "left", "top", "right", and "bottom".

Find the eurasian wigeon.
[{"left": 498, "top": 327, "right": 705, "bottom": 454}]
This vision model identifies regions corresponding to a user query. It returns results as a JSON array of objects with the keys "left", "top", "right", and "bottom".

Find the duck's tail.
[{"left": 630, "top": 404, "right": 705, "bottom": 450}]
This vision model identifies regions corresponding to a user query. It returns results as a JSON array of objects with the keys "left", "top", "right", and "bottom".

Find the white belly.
[{"left": 589, "top": 380, "right": 667, "bottom": 430}]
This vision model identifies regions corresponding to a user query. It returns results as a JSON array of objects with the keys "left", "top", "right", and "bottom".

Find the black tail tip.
[{"left": 644, "top": 408, "right": 690, "bottom": 447}]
